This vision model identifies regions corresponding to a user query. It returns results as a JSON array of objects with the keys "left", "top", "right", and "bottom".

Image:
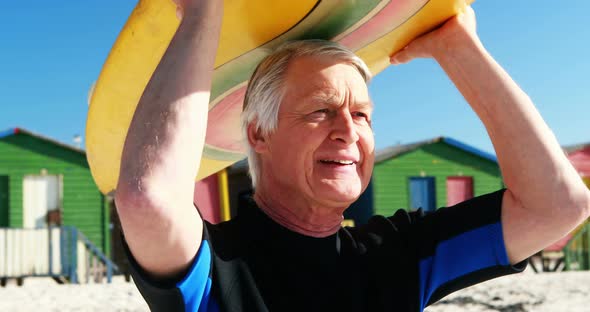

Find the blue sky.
[{"left": 1, "top": 1, "right": 588, "bottom": 154}]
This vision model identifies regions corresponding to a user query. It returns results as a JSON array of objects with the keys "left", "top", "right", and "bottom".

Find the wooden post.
[
  {"left": 59, "top": 227, "right": 67, "bottom": 276},
  {"left": 218, "top": 169, "right": 231, "bottom": 222},
  {"left": 107, "top": 261, "right": 113, "bottom": 283},
  {"left": 48, "top": 227, "right": 53, "bottom": 276},
  {"left": 102, "top": 194, "right": 111, "bottom": 259},
  {"left": 69, "top": 227, "right": 78, "bottom": 284}
]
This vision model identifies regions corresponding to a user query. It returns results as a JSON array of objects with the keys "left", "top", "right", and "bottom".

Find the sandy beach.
[
  {"left": 0, "top": 276, "right": 148, "bottom": 312},
  {"left": 0, "top": 268, "right": 589, "bottom": 311},
  {"left": 425, "top": 269, "right": 590, "bottom": 312}
]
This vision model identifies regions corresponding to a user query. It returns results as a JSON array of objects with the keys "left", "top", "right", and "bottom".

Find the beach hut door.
[
  {"left": 409, "top": 177, "right": 436, "bottom": 212},
  {"left": 446, "top": 176, "right": 474, "bottom": 206},
  {"left": 23, "top": 175, "right": 61, "bottom": 228}
]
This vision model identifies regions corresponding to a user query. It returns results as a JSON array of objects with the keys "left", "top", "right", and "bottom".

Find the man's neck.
[{"left": 253, "top": 187, "right": 344, "bottom": 238}]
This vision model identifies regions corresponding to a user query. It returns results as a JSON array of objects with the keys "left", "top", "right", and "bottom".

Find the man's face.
[{"left": 256, "top": 56, "right": 375, "bottom": 209}]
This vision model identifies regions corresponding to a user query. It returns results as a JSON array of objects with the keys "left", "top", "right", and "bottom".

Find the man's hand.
[{"left": 390, "top": 6, "right": 478, "bottom": 65}]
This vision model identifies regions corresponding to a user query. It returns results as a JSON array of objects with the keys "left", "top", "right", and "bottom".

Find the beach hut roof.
[
  {"left": 0, "top": 127, "right": 86, "bottom": 155},
  {"left": 375, "top": 136, "right": 498, "bottom": 164}
]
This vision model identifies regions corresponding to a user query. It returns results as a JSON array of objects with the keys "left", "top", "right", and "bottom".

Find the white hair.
[{"left": 241, "top": 39, "right": 372, "bottom": 187}]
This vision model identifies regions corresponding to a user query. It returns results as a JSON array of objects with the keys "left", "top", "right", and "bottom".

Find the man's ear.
[{"left": 247, "top": 122, "right": 268, "bottom": 153}]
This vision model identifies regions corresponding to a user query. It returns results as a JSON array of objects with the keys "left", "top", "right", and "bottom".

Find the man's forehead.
[
  {"left": 307, "top": 89, "right": 372, "bottom": 107},
  {"left": 281, "top": 56, "right": 370, "bottom": 104},
  {"left": 287, "top": 71, "right": 369, "bottom": 97}
]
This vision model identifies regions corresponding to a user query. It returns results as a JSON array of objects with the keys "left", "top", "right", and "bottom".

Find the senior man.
[{"left": 114, "top": 1, "right": 590, "bottom": 311}]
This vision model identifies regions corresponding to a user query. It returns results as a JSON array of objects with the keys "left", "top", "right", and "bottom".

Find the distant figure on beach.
[{"left": 114, "top": 1, "right": 590, "bottom": 311}]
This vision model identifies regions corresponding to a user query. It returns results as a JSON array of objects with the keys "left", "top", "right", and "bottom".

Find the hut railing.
[
  {"left": 71, "top": 227, "right": 119, "bottom": 283},
  {"left": 0, "top": 226, "right": 118, "bottom": 284}
]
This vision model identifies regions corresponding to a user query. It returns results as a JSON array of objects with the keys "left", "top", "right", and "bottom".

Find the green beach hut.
[
  {"left": 0, "top": 127, "right": 110, "bottom": 256},
  {"left": 373, "top": 137, "right": 503, "bottom": 216}
]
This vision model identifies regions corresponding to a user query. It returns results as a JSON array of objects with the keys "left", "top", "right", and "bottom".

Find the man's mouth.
[{"left": 319, "top": 159, "right": 357, "bottom": 165}]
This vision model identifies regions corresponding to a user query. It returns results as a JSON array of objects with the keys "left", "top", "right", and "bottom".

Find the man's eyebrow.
[
  {"left": 349, "top": 99, "right": 374, "bottom": 112},
  {"left": 356, "top": 100, "right": 374, "bottom": 109}
]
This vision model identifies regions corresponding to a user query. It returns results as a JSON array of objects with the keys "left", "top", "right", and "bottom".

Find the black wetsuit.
[{"left": 126, "top": 189, "right": 526, "bottom": 312}]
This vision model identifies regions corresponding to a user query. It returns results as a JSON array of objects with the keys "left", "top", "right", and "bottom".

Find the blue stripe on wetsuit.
[
  {"left": 418, "top": 222, "right": 509, "bottom": 310},
  {"left": 176, "top": 240, "right": 218, "bottom": 312}
]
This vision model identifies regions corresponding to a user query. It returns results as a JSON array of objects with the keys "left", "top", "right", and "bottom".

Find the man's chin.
[{"left": 314, "top": 184, "right": 362, "bottom": 205}]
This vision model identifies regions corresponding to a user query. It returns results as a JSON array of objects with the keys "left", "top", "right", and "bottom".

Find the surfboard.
[{"left": 86, "top": 0, "right": 475, "bottom": 195}]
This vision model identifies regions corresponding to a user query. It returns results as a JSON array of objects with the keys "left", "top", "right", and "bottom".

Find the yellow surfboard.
[{"left": 86, "top": 0, "right": 474, "bottom": 195}]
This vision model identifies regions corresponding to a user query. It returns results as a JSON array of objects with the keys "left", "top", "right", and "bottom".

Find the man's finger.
[{"left": 390, "top": 46, "right": 411, "bottom": 65}]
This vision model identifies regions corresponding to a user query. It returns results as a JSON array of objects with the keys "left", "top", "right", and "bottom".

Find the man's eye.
[
  {"left": 306, "top": 109, "right": 330, "bottom": 121},
  {"left": 309, "top": 109, "right": 330, "bottom": 117},
  {"left": 352, "top": 112, "right": 368, "bottom": 119}
]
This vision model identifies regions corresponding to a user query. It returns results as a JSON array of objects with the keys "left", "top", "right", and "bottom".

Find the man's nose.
[{"left": 330, "top": 111, "right": 359, "bottom": 144}]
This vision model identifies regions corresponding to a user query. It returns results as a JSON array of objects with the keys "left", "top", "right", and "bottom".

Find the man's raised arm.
[
  {"left": 391, "top": 7, "right": 590, "bottom": 264},
  {"left": 114, "top": 0, "right": 223, "bottom": 279}
]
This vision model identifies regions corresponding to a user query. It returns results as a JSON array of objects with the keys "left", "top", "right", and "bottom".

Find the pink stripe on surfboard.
[
  {"left": 205, "top": 86, "right": 247, "bottom": 153},
  {"left": 337, "top": 0, "right": 427, "bottom": 51}
]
